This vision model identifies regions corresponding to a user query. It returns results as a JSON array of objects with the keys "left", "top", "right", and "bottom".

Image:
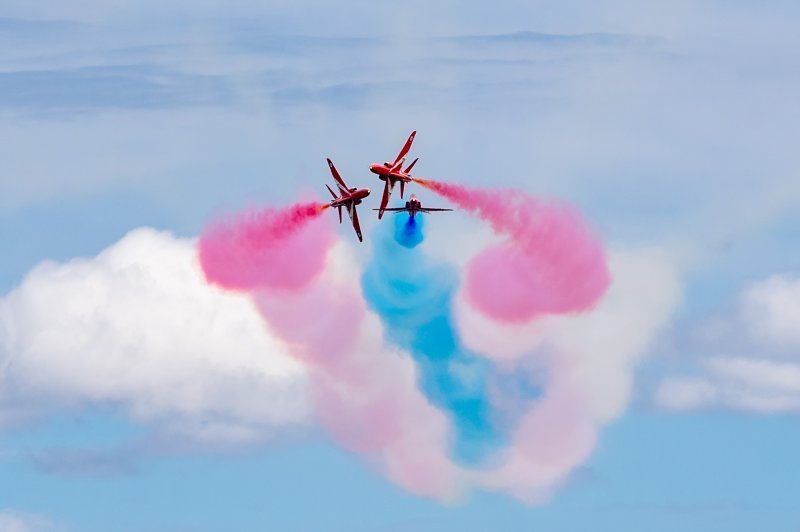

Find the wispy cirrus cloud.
[
  {"left": 0, "top": 65, "right": 232, "bottom": 111},
  {"left": 28, "top": 445, "right": 141, "bottom": 478}
]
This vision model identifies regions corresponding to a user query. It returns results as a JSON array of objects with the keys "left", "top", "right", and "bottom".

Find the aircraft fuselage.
[
  {"left": 329, "top": 188, "right": 370, "bottom": 208},
  {"left": 369, "top": 163, "right": 411, "bottom": 182},
  {"left": 404, "top": 199, "right": 422, "bottom": 217}
]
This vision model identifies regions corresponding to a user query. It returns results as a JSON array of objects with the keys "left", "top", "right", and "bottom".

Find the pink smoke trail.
[
  {"left": 196, "top": 191, "right": 610, "bottom": 503},
  {"left": 411, "top": 179, "right": 611, "bottom": 501},
  {"left": 479, "top": 358, "right": 596, "bottom": 503},
  {"left": 197, "top": 202, "right": 460, "bottom": 499},
  {"left": 198, "top": 201, "right": 331, "bottom": 292},
  {"left": 254, "top": 262, "right": 461, "bottom": 499},
  {"left": 414, "top": 179, "right": 611, "bottom": 323}
]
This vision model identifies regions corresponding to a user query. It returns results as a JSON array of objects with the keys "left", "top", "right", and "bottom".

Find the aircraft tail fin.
[
  {"left": 325, "top": 184, "right": 338, "bottom": 199},
  {"left": 327, "top": 158, "right": 351, "bottom": 196},
  {"left": 393, "top": 131, "right": 416, "bottom": 164},
  {"left": 404, "top": 157, "right": 418, "bottom": 174}
]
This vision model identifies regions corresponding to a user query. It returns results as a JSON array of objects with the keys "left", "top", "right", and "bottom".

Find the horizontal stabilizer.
[{"left": 325, "top": 184, "right": 338, "bottom": 199}]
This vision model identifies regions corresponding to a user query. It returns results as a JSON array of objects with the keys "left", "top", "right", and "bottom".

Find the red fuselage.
[
  {"left": 330, "top": 187, "right": 370, "bottom": 208},
  {"left": 370, "top": 131, "right": 418, "bottom": 219},
  {"left": 369, "top": 163, "right": 412, "bottom": 183}
]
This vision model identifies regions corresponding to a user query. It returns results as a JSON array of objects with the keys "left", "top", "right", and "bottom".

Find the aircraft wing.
[
  {"left": 377, "top": 180, "right": 396, "bottom": 219},
  {"left": 372, "top": 207, "right": 408, "bottom": 212},
  {"left": 420, "top": 208, "right": 453, "bottom": 212},
  {"left": 327, "top": 158, "right": 349, "bottom": 194},
  {"left": 393, "top": 131, "right": 416, "bottom": 164},
  {"left": 350, "top": 204, "right": 363, "bottom": 242}
]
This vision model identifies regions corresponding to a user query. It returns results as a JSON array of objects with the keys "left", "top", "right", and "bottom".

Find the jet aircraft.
[
  {"left": 373, "top": 194, "right": 452, "bottom": 218},
  {"left": 324, "top": 158, "right": 370, "bottom": 242},
  {"left": 369, "top": 131, "right": 419, "bottom": 219}
]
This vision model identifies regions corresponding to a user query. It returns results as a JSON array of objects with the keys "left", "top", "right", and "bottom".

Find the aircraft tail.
[
  {"left": 327, "top": 158, "right": 351, "bottom": 197},
  {"left": 325, "top": 184, "right": 338, "bottom": 199},
  {"left": 393, "top": 130, "right": 416, "bottom": 164},
  {"left": 404, "top": 157, "right": 418, "bottom": 174}
]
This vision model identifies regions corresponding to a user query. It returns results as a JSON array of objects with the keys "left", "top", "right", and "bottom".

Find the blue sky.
[{"left": 1, "top": 1, "right": 800, "bottom": 530}]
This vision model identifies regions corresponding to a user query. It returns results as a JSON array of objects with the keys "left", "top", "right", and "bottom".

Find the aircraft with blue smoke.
[
  {"left": 373, "top": 194, "right": 452, "bottom": 218},
  {"left": 324, "top": 158, "right": 371, "bottom": 242}
]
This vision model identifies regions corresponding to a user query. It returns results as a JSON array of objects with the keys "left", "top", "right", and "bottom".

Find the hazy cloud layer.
[{"left": 1, "top": 6, "right": 797, "bottom": 274}]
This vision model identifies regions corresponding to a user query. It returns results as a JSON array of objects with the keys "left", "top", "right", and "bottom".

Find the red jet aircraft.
[
  {"left": 369, "top": 131, "right": 419, "bottom": 219},
  {"left": 324, "top": 158, "right": 371, "bottom": 242},
  {"left": 373, "top": 194, "right": 452, "bottom": 218}
]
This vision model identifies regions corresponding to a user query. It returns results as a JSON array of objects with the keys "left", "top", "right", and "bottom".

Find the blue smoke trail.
[
  {"left": 361, "top": 214, "right": 507, "bottom": 464},
  {"left": 394, "top": 213, "right": 424, "bottom": 248}
]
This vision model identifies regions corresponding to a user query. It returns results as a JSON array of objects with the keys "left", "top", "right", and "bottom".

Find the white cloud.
[
  {"left": 657, "top": 275, "right": 800, "bottom": 414},
  {"left": 655, "top": 377, "right": 716, "bottom": 411},
  {"left": 0, "top": 221, "right": 680, "bottom": 502},
  {"left": 707, "top": 356, "right": 800, "bottom": 393},
  {"left": 0, "top": 228, "right": 310, "bottom": 444},
  {"left": 657, "top": 358, "right": 800, "bottom": 414},
  {"left": 741, "top": 275, "right": 800, "bottom": 350}
]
